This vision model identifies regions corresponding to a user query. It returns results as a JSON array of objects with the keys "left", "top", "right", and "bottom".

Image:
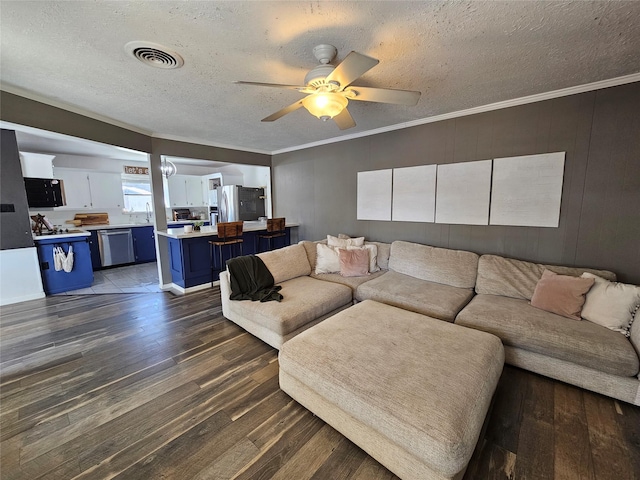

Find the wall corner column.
[{"left": 148, "top": 153, "right": 171, "bottom": 287}]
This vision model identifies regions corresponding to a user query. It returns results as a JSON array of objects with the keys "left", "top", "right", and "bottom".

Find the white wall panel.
[
  {"left": 392, "top": 164, "right": 437, "bottom": 222},
  {"left": 490, "top": 152, "right": 565, "bottom": 227},
  {"left": 357, "top": 169, "right": 392, "bottom": 221},
  {"left": 435, "top": 160, "right": 492, "bottom": 225}
]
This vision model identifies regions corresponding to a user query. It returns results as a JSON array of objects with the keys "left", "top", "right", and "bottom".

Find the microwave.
[{"left": 24, "top": 177, "right": 66, "bottom": 208}]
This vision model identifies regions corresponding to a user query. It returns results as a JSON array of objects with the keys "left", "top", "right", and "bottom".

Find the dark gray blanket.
[{"left": 226, "top": 255, "right": 283, "bottom": 302}]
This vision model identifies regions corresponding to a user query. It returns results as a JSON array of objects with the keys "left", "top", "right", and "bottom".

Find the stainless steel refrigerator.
[{"left": 217, "top": 186, "right": 266, "bottom": 222}]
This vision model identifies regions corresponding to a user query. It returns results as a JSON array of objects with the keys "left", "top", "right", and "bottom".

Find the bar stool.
[
  {"left": 257, "top": 217, "right": 286, "bottom": 252},
  {"left": 209, "top": 221, "right": 243, "bottom": 285}
]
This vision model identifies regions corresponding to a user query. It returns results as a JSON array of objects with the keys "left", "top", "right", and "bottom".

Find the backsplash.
[{"left": 28, "top": 206, "right": 209, "bottom": 229}]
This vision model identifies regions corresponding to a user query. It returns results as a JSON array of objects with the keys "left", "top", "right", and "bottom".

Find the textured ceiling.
[{"left": 2, "top": 1, "right": 640, "bottom": 154}]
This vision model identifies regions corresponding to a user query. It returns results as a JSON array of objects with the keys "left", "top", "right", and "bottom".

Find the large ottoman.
[{"left": 279, "top": 300, "right": 504, "bottom": 480}]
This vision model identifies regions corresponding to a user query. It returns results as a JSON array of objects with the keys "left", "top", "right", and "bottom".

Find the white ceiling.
[{"left": 2, "top": 1, "right": 640, "bottom": 155}]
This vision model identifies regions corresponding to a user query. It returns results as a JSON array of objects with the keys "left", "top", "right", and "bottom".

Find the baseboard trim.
[
  {"left": 0, "top": 291, "right": 46, "bottom": 306},
  {"left": 166, "top": 281, "right": 219, "bottom": 295}
]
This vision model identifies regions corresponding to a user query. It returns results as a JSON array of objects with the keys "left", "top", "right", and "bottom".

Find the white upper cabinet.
[
  {"left": 185, "top": 176, "right": 204, "bottom": 206},
  {"left": 21, "top": 152, "right": 55, "bottom": 178},
  {"left": 166, "top": 175, "right": 188, "bottom": 207},
  {"left": 54, "top": 168, "right": 92, "bottom": 208},
  {"left": 88, "top": 172, "right": 124, "bottom": 209},
  {"left": 53, "top": 168, "right": 124, "bottom": 209},
  {"left": 165, "top": 174, "right": 206, "bottom": 207}
]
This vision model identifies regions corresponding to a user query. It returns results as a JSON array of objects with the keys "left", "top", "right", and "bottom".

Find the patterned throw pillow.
[{"left": 581, "top": 272, "right": 640, "bottom": 336}]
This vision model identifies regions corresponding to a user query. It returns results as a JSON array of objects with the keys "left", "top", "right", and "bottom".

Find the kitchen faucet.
[{"left": 145, "top": 202, "right": 151, "bottom": 223}]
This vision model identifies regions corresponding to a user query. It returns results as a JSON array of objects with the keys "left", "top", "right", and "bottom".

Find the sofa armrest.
[{"left": 219, "top": 270, "right": 232, "bottom": 317}]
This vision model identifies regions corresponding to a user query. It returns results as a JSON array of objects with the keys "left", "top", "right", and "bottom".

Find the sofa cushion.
[
  {"left": 225, "top": 276, "right": 352, "bottom": 336},
  {"left": 257, "top": 244, "right": 311, "bottom": 284},
  {"left": 456, "top": 294, "right": 640, "bottom": 377},
  {"left": 530, "top": 269, "right": 595, "bottom": 320},
  {"left": 355, "top": 271, "right": 474, "bottom": 322},
  {"left": 338, "top": 247, "right": 370, "bottom": 277},
  {"left": 352, "top": 244, "right": 380, "bottom": 273},
  {"left": 366, "top": 241, "right": 391, "bottom": 270},
  {"left": 301, "top": 239, "right": 391, "bottom": 273},
  {"left": 580, "top": 273, "right": 640, "bottom": 334},
  {"left": 475, "top": 254, "right": 616, "bottom": 300},
  {"left": 314, "top": 243, "right": 340, "bottom": 274},
  {"left": 299, "top": 240, "right": 319, "bottom": 271},
  {"left": 630, "top": 312, "right": 640, "bottom": 368},
  {"left": 388, "top": 241, "right": 479, "bottom": 289},
  {"left": 327, "top": 234, "right": 365, "bottom": 247},
  {"left": 312, "top": 269, "right": 386, "bottom": 291}
]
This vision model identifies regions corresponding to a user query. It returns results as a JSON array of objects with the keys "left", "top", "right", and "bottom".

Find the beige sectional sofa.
[
  {"left": 456, "top": 254, "right": 640, "bottom": 405},
  {"left": 220, "top": 237, "right": 640, "bottom": 406}
]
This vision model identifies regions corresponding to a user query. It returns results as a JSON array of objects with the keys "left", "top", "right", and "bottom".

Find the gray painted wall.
[
  {"left": 0, "top": 91, "right": 271, "bottom": 167},
  {"left": 1, "top": 129, "right": 35, "bottom": 250},
  {"left": 1, "top": 92, "right": 152, "bottom": 153},
  {"left": 272, "top": 82, "right": 640, "bottom": 284}
]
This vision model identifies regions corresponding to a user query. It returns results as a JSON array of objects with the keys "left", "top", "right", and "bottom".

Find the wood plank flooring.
[{"left": 1, "top": 290, "right": 639, "bottom": 479}]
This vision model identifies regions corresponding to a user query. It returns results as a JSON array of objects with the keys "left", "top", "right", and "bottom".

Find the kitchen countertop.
[
  {"left": 32, "top": 221, "right": 197, "bottom": 239},
  {"left": 80, "top": 220, "right": 199, "bottom": 231},
  {"left": 156, "top": 221, "right": 299, "bottom": 240},
  {"left": 33, "top": 231, "right": 91, "bottom": 241}
]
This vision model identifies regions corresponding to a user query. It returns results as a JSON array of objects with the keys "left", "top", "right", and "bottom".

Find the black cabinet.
[
  {"left": 24, "top": 177, "right": 66, "bottom": 207},
  {"left": 88, "top": 231, "right": 102, "bottom": 270},
  {"left": 132, "top": 226, "right": 156, "bottom": 263}
]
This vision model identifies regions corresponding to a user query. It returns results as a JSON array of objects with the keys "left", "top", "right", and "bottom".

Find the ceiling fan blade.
[
  {"left": 345, "top": 86, "right": 421, "bottom": 106},
  {"left": 325, "top": 51, "right": 379, "bottom": 89},
  {"left": 235, "top": 81, "right": 307, "bottom": 91},
  {"left": 261, "top": 99, "right": 305, "bottom": 122},
  {"left": 333, "top": 108, "right": 356, "bottom": 130}
]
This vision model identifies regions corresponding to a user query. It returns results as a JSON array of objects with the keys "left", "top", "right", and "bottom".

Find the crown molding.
[
  {"left": 4, "top": 72, "right": 639, "bottom": 158},
  {"left": 1, "top": 83, "right": 153, "bottom": 136},
  {"left": 151, "top": 133, "right": 271, "bottom": 156},
  {"left": 271, "top": 72, "right": 640, "bottom": 155}
]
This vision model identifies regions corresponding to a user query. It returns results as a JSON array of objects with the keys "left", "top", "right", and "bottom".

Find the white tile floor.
[{"left": 57, "top": 262, "right": 162, "bottom": 295}]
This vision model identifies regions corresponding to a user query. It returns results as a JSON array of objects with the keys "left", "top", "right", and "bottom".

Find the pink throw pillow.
[
  {"left": 530, "top": 269, "right": 595, "bottom": 320},
  {"left": 338, "top": 248, "right": 370, "bottom": 277}
]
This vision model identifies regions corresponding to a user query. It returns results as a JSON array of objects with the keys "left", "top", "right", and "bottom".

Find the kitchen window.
[{"left": 121, "top": 176, "right": 153, "bottom": 213}]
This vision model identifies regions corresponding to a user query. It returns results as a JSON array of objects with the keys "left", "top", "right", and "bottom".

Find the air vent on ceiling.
[{"left": 124, "top": 41, "right": 184, "bottom": 69}]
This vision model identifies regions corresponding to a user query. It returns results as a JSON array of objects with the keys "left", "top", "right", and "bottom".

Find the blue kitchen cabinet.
[
  {"left": 132, "top": 225, "right": 156, "bottom": 263},
  {"left": 166, "top": 227, "right": 291, "bottom": 288},
  {"left": 35, "top": 236, "right": 94, "bottom": 294}
]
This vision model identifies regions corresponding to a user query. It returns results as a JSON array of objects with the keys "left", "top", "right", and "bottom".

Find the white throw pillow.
[
  {"left": 580, "top": 272, "right": 640, "bottom": 334},
  {"left": 347, "top": 244, "right": 379, "bottom": 273},
  {"left": 315, "top": 243, "right": 340, "bottom": 274},
  {"left": 327, "top": 234, "right": 365, "bottom": 248}
]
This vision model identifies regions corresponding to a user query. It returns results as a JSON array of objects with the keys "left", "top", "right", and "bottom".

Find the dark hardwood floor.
[{"left": 1, "top": 290, "right": 638, "bottom": 479}]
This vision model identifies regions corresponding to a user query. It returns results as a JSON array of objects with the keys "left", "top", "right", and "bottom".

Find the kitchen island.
[{"left": 156, "top": 221, "right": 298, "bottom": 292}]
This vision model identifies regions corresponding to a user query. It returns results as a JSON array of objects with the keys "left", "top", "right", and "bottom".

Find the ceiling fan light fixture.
[{"left": 302, "top": 93, "right": 348, "bottom": 120}]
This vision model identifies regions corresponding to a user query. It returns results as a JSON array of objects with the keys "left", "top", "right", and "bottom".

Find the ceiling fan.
[{"left": 236, "top": 44, "right": 421, "bottom": 130}]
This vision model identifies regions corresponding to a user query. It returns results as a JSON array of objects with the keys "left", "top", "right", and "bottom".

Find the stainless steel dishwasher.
[{"left": 97, "top": 229, "right": 135, "bottom": 267}]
